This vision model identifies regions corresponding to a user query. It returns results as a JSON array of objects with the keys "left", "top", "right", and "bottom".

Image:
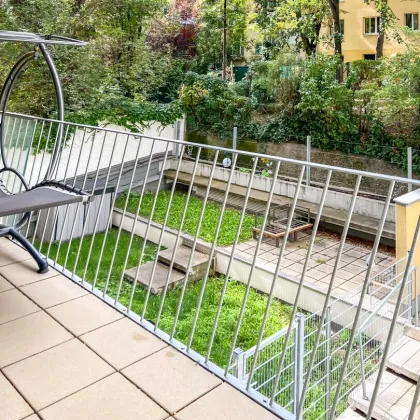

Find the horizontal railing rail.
[{"left": 1, "top": 111, "right": 420, "bottom": 420}]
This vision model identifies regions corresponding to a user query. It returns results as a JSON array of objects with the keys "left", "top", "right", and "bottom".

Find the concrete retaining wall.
[{"left": 167, "top": 160, "right": 396, "bottom": 224}]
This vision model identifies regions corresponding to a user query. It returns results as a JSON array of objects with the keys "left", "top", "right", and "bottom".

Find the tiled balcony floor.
[{"left": 0, "top": 238, "right": 278, "bottom": 420}]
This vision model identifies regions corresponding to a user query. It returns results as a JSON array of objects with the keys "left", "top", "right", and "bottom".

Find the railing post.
[
  {"left": 395, "top": 190, "right": 420, "bottom": 318},
  {"left": 324, "top": 306, "right": 331, "bottom": 419},
  {"left": 358, "top": 332, "right": 368, "bottom": 400},
  {"left": 408, "top": 147, "right": 413, "bottom": 193},
  {"left": 174, "top": 119, "right": 182, "bottom": 158},
  {"left": 294, "top": 313, "right": 305, "bottom": 419},
  {"left": 306, "top": 136, "right": 311, "bottom": 186},
  {"left": 233, "top": 126, "right": 238, "bottom": 151},
  {"left": 415, "top": 267, "right": 419, "bottom": 327},
  {"left": 232, "top": 348, "right": 246, "bottom": 382}
]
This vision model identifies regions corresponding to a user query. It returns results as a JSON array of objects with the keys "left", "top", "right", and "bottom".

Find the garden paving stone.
[
  {"left": 47, "top": 294, "right": 123, "bottom": 336},
  {"left": 80, "top": 317, "right": 167, "bottom": 370},
  {"left": 3, "top": 339, "right": 114, "bottom": 411},
  {"left": 21, "top": 275, "right": 88, "bottom": 309},
  {"left": 335, "top": 269, "right": 357, "bottom": 281},
  {"left": 39, "top": 373, "right": 167, "bottom": 420},
  {"left": 0, "top": 289, "right": 40, "bottom": 325},
  {"left": 306, "top": 268, "right": 329, "bottom": 281},
  {"left": 122, "top": 347, "right": 221, "bottom": 414}
]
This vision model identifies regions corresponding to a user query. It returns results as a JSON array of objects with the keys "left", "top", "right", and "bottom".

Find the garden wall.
[{"left": 167, "top": 160, "right": 396, "bottom": 224}]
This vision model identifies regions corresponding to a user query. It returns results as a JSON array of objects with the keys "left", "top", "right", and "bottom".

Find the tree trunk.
[
  {"left": 222, "top": 0, "right": 227, "bottom": 80},
  {"left": 376, "top": 32, "right": 385, "bottom": 58},
  {"left": 327, "top": 0, "right": 343, "bottom": 81}
]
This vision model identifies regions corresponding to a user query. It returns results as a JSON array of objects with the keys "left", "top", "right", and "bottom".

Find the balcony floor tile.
[
  {"left": 122, "top": 347, "right": 222, "bottom": 414},
  {"left": 3, "top": 339, "right": 114, "bottom": 411},
  {"left": 0, "top": 245, "right": 31, "bottom": 268},
  {"left": 39, "top": 373, "right": 168, "bottom": 420},
  {"left": 0, "top": 372, "right": 33, "bottom": 420},
  {"left": 80, "top": 318, "right": 167, "bottom": 370},
  {"left": 0, "top": 311, "right": 72, "bottom": 367},
  {"left": 0, "top": 259, "right": 59, "bottom": 287},
  {"left": 47, "top": 294, "right": 123, "bottom": 336},
  {"left": 176, "top": 383, "right": 279, "bottom": 420},
  {"left": 0, "top": 274, "right": 14, "bottom": 293},
  {"left": 0, "top": 289, "right": 40, "bottom": 325},
  {"left": 21, "top": 275, "right": 88, "bottom": 309}
]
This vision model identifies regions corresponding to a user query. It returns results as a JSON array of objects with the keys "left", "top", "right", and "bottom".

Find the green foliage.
[
  {"left": 180, "top": 72, "right": 253, "bottom": 132},
  {"left": 116, "top": 190, "right": 256, "bottom": 245}
]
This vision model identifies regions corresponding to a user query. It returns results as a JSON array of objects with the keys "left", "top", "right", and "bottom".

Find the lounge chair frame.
[{"left": 0, "top": 31, "right": 89, "bottom": 273}]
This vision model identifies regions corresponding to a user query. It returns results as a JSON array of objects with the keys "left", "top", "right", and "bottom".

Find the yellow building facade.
[{"left": 328, "top": 0, "right": 420, "bottom": 62}]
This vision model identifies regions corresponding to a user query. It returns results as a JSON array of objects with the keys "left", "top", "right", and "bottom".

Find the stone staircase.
[
  {"left": 124, "top": 243, "right": 214, "bottom": 294},
  {"left": 342, "top": 331, "right": 420, "bottom": 419}
]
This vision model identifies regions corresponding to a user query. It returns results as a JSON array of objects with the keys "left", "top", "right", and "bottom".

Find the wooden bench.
[{"left": 252, "top": 204, "right": 313, "bottom": 247}]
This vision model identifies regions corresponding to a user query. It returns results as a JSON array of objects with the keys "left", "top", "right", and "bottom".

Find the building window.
[
  {"left": 364, "top": 54, "right": 376, "bottom": 60},
  {"left": 329, "top": 19, "right": 345, "bottom": 36},
  {"left": 405, "top": 13, "right": 419, "bottom": 31},
  {"left": 364, "top": 17, "right": 380, "bottom": 35}
]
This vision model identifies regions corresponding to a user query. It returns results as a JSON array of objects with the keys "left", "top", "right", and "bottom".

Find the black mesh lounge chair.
[{"left": 0, "top": 31, "right": 91, "bottom": 273}]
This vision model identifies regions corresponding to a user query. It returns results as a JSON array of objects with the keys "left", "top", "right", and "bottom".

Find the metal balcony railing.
[{"left": 1, "top": 111, "right": 420, "bottom": 419}]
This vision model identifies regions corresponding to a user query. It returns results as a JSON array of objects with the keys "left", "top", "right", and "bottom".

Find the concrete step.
[
  {"left": 124, "top": 261, "right": 185, "bottom": 294},
  {"left": 386, "top": 336, "right": 420, "bottom": 381},
  {"left": 338, "top": 408, "right": 365, "bottom": 419},
  {"left": 404, "top": 324, "right": 420, "bottom": 342},
  {"left": 348, "top": 370, "right": 419, "bottom": 420},
  {"left": 158, "top": 245, "right": 214, "bottom": 278}
]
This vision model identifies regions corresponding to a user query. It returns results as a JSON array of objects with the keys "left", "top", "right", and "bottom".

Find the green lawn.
[
  {"left": 115, "top": 190, "right": 256, "bottom": 246},
  {"left": 41, "top": 229, "right": 293, "bottom": 368}
]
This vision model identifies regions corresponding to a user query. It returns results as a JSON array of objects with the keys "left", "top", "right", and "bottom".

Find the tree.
[
  {"left": 253, "top": 0, "right": 329, "bottom": 58},
  {"left": 195, "top": 0, "right": 249, "bottom": 73},
  {"left": 365, "top": 0, "right": 396, "bottom": 58}
]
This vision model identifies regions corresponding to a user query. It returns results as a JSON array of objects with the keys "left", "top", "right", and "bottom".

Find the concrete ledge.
[{"left": 394, "top": 189, "right": 420, "bottom": 206}]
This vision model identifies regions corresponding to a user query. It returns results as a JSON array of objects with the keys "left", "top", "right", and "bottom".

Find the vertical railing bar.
[
  {"left": 154, "top": 147, "right": 201, "bottom": 330},
  {"left": 24, "top": 120, "right": 45, "bottom": 238},
  {"left": 269, "top": 169, "right": 332, "bottom": 405},
  {"left": 129, "top": 145, "right": 186, "bottom": 315},
  {"left": 62, "top": 130, "right": 101, "bottom": 270},
  {"left": 246, "top": 166, "right": 306, "bottom": 391},
  {"left": 91, "top": 134, "right": 130, "bottom": 290},
  {"left": 154, "top": 149, "right": 202, "bottom": 331},
  {"left": 117, "top": 143, "right": 171, "bottom": 306},
  {"left": 101, "top": 137, "right": 146, "bottom": 297},
  {"left": 6, "top": 119, "right": 23, "bottom": 187},
  {"left": 190, "top": 155, "right": 256, "bottom": 354},
  {"left": 296, "top": 174, "right": 363, "bottom": 419},
  {"left": 14, "top": 119, "right": 38, "bottom": 229},
  {"left": 358, "top": 332, "right": 368, "bottom": 400},
  {"left": 2, "top": 115, "right": 13, "bottom": 152},
  {"left": 40, "top": 123, "right": 70, "bottom": 250},
  {"left": 225, "top": 160, "right": 281, "bottom": 374},
  {"left": 415, "top": 267, "right": 419, "bottom": 327},
  {"left": 329, "top": 180, "right": 395, "bottom": 420},
  {"left": 72, "top": 132, "right": 125, "bottom": 278},
  {"left": 80, "top": 132, "right": 120, "bottom": 283},
  {"left": 408, "top": 370, "right": 420, "bottom": 420},
  {"left": 324, "top": 306, "right": 332, "bottom": 419},
  {"left": 45, "top": 124, "right": 75, "bottom": 257},
  {"left": 72, "top": 134, "right": 120, "bottom": 278},
  {"left": 30, "top": 122, "right": 54, "bottom": 246},
  {"left": 11, "top": 119, "right": 30, "bottom": 194},
  {"left": 366, "top": 215, "right": 420, "bottom": 420},
  {"left": 4, "top": 118, "right": 18, "bottom": 175},
  {"left": 16, "top": 119, "right": 38, "bottom": 234},
  {"left": 173, "top": 152, "right": 237, "bottom": 342},
  {"left": 52, "top": 127, "right": 90, "bottom": 264}
]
